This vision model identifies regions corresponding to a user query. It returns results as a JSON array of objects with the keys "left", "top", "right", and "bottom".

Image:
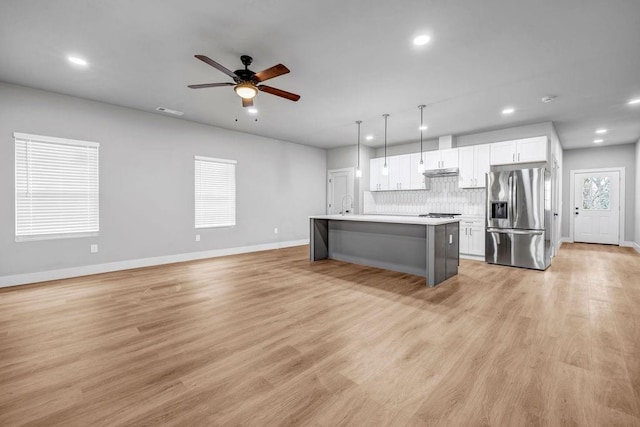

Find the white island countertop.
[{"left": 309, "top": 214, "right": 460, "bottom": 226}]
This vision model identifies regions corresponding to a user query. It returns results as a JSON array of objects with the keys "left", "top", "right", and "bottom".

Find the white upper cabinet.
[
  {"left": 369, "top": 157, "right": 389, "bottom": 191},
  {"left": 388, "top": 154, "right": 411, "bottom": 190},
  {"left": 458, "top": 145, "right": 490, "bottom": 188},
  {"left": 425, "top": 148, "right": 459, "bottom": 170},
  {"left": 490, "top": 136, "right": 547, "bottom": 165},
  {"left": 409, "top": 152, "right": 428, "bottom": 189}
]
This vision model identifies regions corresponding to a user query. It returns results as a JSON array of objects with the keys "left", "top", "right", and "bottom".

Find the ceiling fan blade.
[
  {"left": 242, "top": 97, "right": 254, "bottom": 108},
  {"left": 188, "top": 82, "right": 235, "bottom": 89},
  {"left": 194, "top": 55, "right": 238, "bottom": 80},
  {"left": 254, "top": 64, "right": 290, "bottom": 82},
  {"left": 258, "top": 85, "right": 300, "bottom": 102}
]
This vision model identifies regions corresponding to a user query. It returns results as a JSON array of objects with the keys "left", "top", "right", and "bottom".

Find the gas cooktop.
[{"left": 418, "top": 213, "right": 462, "bottom": 218}]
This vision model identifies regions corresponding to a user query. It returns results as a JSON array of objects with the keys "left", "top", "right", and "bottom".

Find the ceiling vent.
[{"left": 156, "top": 107, "right": 184, "bottom": 116}]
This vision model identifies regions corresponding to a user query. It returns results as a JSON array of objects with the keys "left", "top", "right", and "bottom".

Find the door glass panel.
[{"left": 582, "top": 176, "right": 610, "bottom": 210}]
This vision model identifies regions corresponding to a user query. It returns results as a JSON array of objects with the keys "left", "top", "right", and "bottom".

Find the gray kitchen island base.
[{"left": 310, "top": 215, "right": 459, "bottom": 287}]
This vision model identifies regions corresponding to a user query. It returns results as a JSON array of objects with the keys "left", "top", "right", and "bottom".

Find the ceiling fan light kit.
[
  {"left": 234, "top": 82, "right": 257, "bottom": 99},
  {"left": 189, "top": 54, "right": 300, "bottom": 108}
]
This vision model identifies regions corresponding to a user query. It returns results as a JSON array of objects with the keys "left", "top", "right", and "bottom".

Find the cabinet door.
[
  {"left": 516, "top": 136, "right": 547, "bottom": 163},
  {"left": 469, "top": 226, "right": 485, "bottom": 256},
  {"left": 370, "top": 158, "right": 389, "bottom": 191},
  {"left": 473, "top": 144, "right": 491, "bottom": 187},
  {"left": 397, "top": 154, "right": 412, "bottom": 190},
  {"left": 369, "top": 158, "right": 380, "bottom": 191},
  {"left": 424, "top": 151, "right": 441, "bottom": 170},
  {"left": 490, "top": 140, "right": 517, "bottom": 165},
  {"left": 459, "top": 226, "right": 470, "bottom": 254},
  {"left": 441, "top": 148, "right": 459, "bottom": 169},
  {"left": 410, "top": 152, "right": 427, "bottom": 189},
  {"left": 458, "top": 147, "right": 475, "bottom": 188}
]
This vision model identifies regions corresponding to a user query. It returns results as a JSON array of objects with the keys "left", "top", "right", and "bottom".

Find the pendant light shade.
[
  {"left": 417, "top": 105, "right": 426, "bottom": 173},
  {"left": 382, "top": 114, "right": 389, "bottom": 176},
  {"left": 355, "top": 120, "right": 362, "bottom": 178}
]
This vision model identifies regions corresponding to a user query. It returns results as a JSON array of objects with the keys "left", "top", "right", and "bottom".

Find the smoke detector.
[
  {"left": 156, "top": 107, "right": 184, "bottom": 116},
  {"left": 541, "top": 95, "right": 557, "bottom": 103}
]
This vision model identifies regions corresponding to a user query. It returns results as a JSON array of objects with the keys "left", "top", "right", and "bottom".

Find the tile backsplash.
[{"left": 363, "top": 176, "right": 485, "bottom": 215}]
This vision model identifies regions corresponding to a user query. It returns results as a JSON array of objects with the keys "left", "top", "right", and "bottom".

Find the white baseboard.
[
  {"left": 0, "top": 239, "right": 309, "bottom": 289},
  {"left": 460, "top": 254, "right": 485, "bottom": 262},
  {"left": 560, "top": 237, "right": 573, "bottom": 244},
  {"left": 621, "top": 241, "right": 640, "bottom": 254}
]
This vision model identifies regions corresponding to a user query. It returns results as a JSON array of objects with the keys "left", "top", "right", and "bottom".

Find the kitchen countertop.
[{"left": 309, "top": 214, "right": 460, "bottom": 226}]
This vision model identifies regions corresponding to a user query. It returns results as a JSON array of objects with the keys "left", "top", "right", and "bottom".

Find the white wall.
[
  {"left": 372, "top": 122, "right": 558, "bottom": 157},
  {"left": 0, "top": 83, "right": 327, "bottom": 281},
  {"left": 636, "top": 139, "right": 640, "bottom": 250},
  {"left": 561, "top": 143, "right": 636, "bottom": 242}
]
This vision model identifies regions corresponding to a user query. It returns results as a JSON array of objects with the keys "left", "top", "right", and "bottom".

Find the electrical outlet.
[
  {"left": 274, "top": 228, "right": 279, "bottom": 234},
  {"left": 195, "top": 234, "right": 200, "bottom": 242},
  {"left": 90, "top": 244, "right": 98, "bottom": 253}
]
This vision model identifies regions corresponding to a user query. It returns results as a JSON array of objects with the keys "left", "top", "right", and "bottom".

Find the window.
[
  {"left": 194, "top": 156, "right": 236, "bottom": 228},
  {"left": 14, "top": 132, "right": 99, "bottom": 241},
  {"left": 582, "top": 176, "right": 610, "bottom": 210}
]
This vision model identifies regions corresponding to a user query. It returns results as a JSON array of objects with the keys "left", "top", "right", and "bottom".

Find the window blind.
[
  {"left": 195, "top": 156, "right": 236, "bottom": 228},
  {"left": 14, "top": 132, "right": 100, "bottom": 241}
]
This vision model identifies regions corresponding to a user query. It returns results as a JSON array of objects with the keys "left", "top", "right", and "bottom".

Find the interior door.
[
  {"left": 573, "top": 171, "right": 619, "bottom": 244},
  {"left": 328, "top": 168, "right": 354, "bottom": 214}
]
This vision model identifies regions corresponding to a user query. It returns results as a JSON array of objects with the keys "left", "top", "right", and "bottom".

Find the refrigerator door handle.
[
  {"left": 512, "top": 173, "right": 517, "bottom": 222},
  {"left": 487, "top": 228, "right": 544, "bottom": 236},
  {"left": 508, "top": 174, "right": 514, "bottom": 222}
]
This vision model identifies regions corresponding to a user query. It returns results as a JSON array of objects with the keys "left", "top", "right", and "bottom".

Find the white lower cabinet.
[{"left": 459, "top": 218, "right": 485, "bottom": 258}]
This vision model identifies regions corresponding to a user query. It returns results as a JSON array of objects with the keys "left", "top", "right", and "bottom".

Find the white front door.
[
  {"left": 573, "top": 171, "right": 619, "bottom": 244},
  {"left": 327, "top": 168, "right": 354, "bottom": 214}
]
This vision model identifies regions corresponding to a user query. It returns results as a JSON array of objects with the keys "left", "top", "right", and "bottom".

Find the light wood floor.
[{"left": 1, "top": 243, "right": 640, "bottom": 426}]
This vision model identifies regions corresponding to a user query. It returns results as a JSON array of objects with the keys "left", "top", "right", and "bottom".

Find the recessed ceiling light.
[
  {"left": 593, "top": 139, "right": 604, "bottom": 143},
  {"left": 419, "top": 125, "right": 428, "bottom": 131},
  {"left": 247, "top": 108, "right": 258, "bottom": 114},
  {"left": 595, "top": 129, "right": 607, "bottom": 134},
  {"left": 413, "top": 35, "right": 431, "bottom": 46},
  {"left": 365, "top": 135, "right": 374, "bottom": 141},
  {"left": 67, "top": 56, "right": 88, "bottom": 66},
  {"left": 502, "top": 107, "right": 515, "bottom": 115},
  {"left": 628, "top": 98, "right": 640, "bottom": 105}
]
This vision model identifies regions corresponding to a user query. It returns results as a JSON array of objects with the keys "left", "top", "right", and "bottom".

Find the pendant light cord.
[
  {"left": 419, "top": 105, "right": 425, "bottom": 162},
  {"left": 356, "top": 120, "right": 361, "bottom": 170},
  {"left": 383, "top": 114, "right": 389, "bottom": 165}
]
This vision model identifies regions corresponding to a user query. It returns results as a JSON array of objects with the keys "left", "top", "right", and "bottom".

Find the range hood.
[
  {"left": 424, "top": 167, "right": 459, "bottom": 177},
  {"left": 422, "top": 135, "right": 459, "bottom": 177}
]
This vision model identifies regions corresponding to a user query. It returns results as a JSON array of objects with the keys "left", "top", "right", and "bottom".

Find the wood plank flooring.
[{"left": 1, "top": 243, "right": 640, "bottom": 426}]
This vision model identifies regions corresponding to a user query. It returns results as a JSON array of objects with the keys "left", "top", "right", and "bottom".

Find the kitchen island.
[{"left": 310, "top": 215, "right": 460, "bottom": 287}]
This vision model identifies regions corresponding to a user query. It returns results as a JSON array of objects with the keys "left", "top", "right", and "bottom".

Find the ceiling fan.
[{"left": 188, "top": 54, "right": 301, "bottom": 108}]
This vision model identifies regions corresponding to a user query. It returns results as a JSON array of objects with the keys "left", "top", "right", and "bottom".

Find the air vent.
[{"left": 156, "top": 107, "right": 184, "bottom": 116}]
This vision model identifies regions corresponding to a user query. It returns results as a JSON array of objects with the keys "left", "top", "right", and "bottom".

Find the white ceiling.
[{"left": 1, "top": 0, "right": 639, "bottom": 150}]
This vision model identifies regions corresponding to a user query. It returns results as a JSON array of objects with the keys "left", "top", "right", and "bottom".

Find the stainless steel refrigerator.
[{"left": 486, "top": 167, "right": 551, "bottom": 270}]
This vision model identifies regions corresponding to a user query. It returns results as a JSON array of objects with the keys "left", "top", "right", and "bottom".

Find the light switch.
[
  {"left": 90, "top": 244, "right": 98, "bottom": 253},
  {"left": 195, "top": 234, "right": 200, "bottom": 242}
]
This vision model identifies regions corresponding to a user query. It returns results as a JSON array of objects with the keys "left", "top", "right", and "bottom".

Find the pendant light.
[
  {"left": 355, "top": 120, "right": 362, "bottom": 178},
  {"left": 417, "top": 105, "right": 426, "bottom": 173},
  {"left": 382, "top": 114, "right": 389, "bottom": 176}
]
